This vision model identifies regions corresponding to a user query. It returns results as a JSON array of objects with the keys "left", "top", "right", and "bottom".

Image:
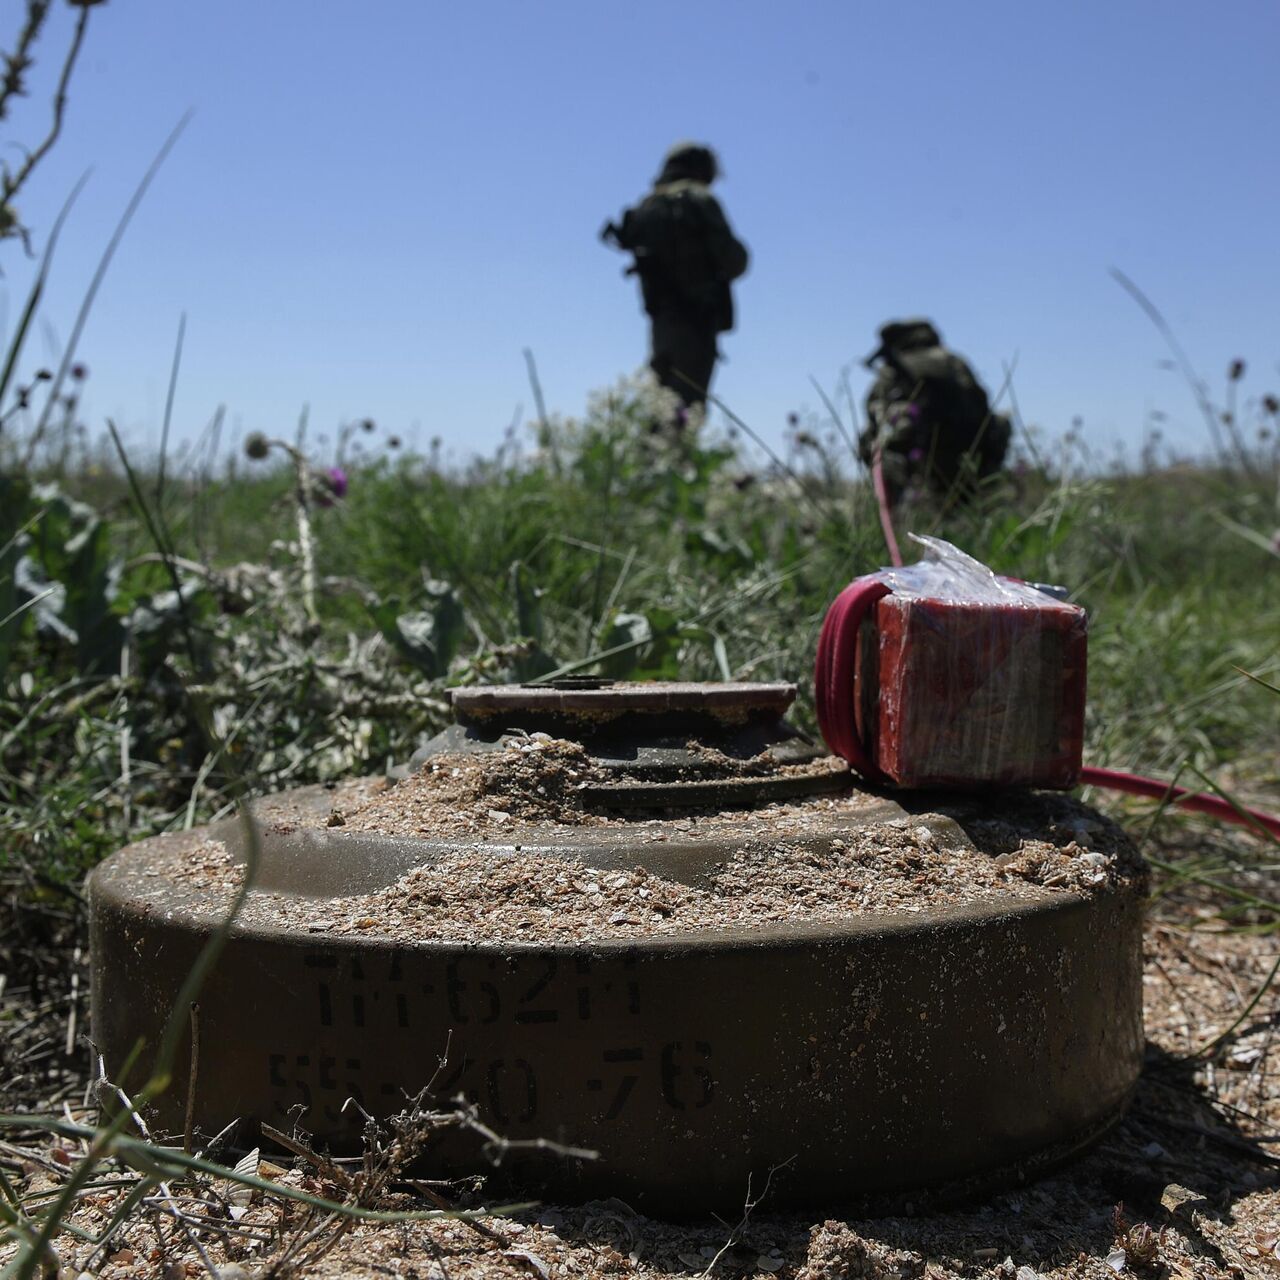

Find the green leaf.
[
  {"left": 508, "top": 560, "right": 559, "bottom": 680},
  {"left": 12, "top": 556, "right": 75, "bottom": 642},
  {"left": 511, "top": 560, "right": 544, "bottom": 645},
  {"left": 597, "top": 611, "right": 650, "bottom": 679},
  {"left": 686, "top": 525, "right": 754, "bottom": 570},
  {"left": 0, "top": 474, "right": 34, "bottom": 683},
  {"left": 25, "top": 484, "right": 124, "bottom": 675},
  {"left": 126, "top": 578, "right": 209, "bottom": 677},
  {"left": 636, "top": 606, "right": 682, "bottom": 679},
  {"left": 597, "top": 607, "right": 686, "bottom": 680},
  {"left": 373, "top": 580, "right": 467, "bottom": 678},
  {"left": 679, "top": 624, "right": 732, "bottom": 680}
]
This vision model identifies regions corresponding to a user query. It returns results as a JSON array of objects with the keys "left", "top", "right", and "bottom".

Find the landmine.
[{"left": 90, "top": 681, "right": 1146, "bottom": 1214}]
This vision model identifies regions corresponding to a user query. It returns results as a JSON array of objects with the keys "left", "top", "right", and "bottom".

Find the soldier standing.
[
  {"left": 602, "top": 142, "right": 749, "bottom": 412},
  {"left": 859, "top": 319, "right": 1012, "bottom": 505}
]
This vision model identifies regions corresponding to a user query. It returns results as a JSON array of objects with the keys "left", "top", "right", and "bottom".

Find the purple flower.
[
  {"left": 908, "top": 447, "right": 925, "bottom": 462},
  {"left": 313, "top": 466, "right": 348, "bottom": 507},
  {"left": 905, "top": 402, "right": 922, "bottom": 421}
]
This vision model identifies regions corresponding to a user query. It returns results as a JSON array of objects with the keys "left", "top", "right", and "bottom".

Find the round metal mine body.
[{"left": 89, "top": 681, "right": 1145, "bottom": 1214}]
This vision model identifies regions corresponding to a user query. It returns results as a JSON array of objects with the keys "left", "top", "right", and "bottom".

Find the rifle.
[
  {"left": 600, "top": 218, "right": 649, "bottom": 281},
  {"left": 864, "top": 340, "right": 914, "bottom": 385}
]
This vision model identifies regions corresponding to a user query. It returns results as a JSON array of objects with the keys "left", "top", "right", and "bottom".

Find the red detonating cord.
[
  {"left": 1076, "top": 765, "right": 1280, "bottom": 839},
  {"left": 814, "top": 456, "right": 1280, "bottom": 839},
  {"left": 814, "top": 575, "right": 891, "bottom": 786},
  {"left": 871, "top": 450, "right": 904, "bottom": 570}
]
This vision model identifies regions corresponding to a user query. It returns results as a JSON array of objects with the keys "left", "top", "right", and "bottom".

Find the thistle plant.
[{"left": 241, "top": 432, "right": 348, "bottom": 625}]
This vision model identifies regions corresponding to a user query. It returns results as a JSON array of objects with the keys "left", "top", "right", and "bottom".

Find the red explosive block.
[{"left": 855, "top": 592, "right": 1088, "bottom": 789}]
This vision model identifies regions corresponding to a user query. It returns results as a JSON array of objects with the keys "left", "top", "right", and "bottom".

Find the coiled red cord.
[
  {"left": 812, "top": 456, "right": 1280, "bottom": 840},
  {"left": 815, "top": 575, "right": 891, "bottom": 786}
]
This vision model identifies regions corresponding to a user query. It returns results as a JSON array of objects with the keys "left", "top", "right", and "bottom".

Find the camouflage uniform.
[
  {"left": 859, "top": 319, "right": 1012, "bottom": 504},
  {"left": 603, "top": 143, "right": 749, "bottom": 409}
]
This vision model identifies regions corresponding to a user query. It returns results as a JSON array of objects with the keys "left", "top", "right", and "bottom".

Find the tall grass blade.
[
  {"left": 0, "top": 171, "right": 90, "bottom": 417},
  {"left": 156, "top": 311, "right": 186, "bottom": 506},
  {"left": 31, "top": 112, "right": 194, "bottom": 446}
]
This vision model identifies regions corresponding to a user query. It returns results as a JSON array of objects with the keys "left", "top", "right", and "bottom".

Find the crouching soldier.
[
  {"left": 859, "top": 319, "right": 1012, "bottom": 505},
  {"left": 602, "top": 142, "right": 749, "bottom": 414}
]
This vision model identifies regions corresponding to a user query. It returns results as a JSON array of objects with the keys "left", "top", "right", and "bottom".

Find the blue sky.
[{"left": 4, "top": 0, "right": 1279, "bottom": 466}]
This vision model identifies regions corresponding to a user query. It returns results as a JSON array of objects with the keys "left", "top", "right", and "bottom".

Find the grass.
[{"left": 0, "top": 369, "right": 1277, "bottom": 893}]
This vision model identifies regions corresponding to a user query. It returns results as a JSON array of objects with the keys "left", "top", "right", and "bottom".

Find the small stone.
[
  {"left": 1160, "top": 1183, "right": 1207, "bottom": 1220},
  {"left": 504, "top": 1250, "right": 550, "bottom": 1280}
]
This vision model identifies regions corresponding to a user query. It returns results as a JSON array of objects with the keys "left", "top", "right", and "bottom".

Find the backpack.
[
  {"left": 616, "top": 188, "right": 733, "bottom": 329},
  {"left": 888, "top": 348, "right": 993, "bottom": 446}
]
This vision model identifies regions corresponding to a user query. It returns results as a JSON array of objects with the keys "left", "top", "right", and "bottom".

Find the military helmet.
[
  {"left": 878, "top": 319, "right": 942, "bottom": 352},
  {"left": 656, "top": 141, "right": 719, "bottom": 186}
]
